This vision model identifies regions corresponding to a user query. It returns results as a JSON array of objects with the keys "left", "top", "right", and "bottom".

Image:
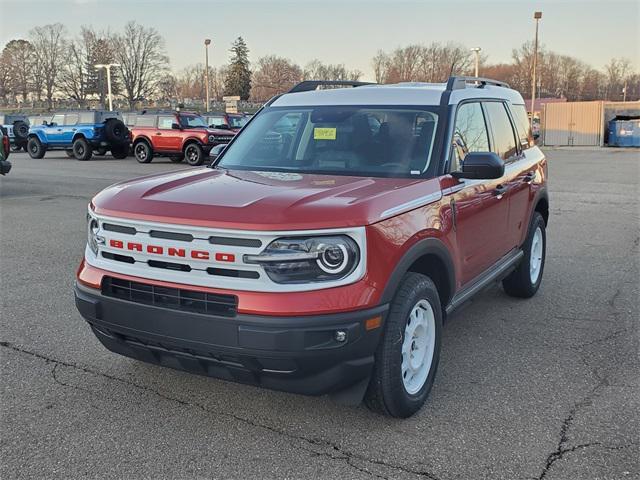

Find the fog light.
[{"left": 334, "top": 330, "right": 347, "bottom": 342}]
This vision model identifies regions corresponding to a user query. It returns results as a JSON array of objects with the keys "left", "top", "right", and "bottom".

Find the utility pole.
[
  {"left": 470, "top": 47, "right": 481, "bottom": 77},
  {"left": 204, "top": 39, "right": 211, "bottom": 111},
  {"left": 94, "top": 63, "right": 120, "bottom": 111},
  {"left": 531, "top": 11, "right": 542, "bottom": 129},
  {"left": 622, "top": 79, "right": 627, "bottom": 102}
]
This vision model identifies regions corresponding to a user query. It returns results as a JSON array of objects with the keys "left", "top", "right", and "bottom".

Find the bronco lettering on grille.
[{"left": 108, "top": 239, "right": 233, "bottom": 262}]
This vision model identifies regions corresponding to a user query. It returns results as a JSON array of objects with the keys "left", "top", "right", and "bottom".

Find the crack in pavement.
[{"left": 1, "top": 340, "right": 441, "bottom": 480}]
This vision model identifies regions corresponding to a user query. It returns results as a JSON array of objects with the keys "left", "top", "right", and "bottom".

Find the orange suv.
[{"left": 129, "top": 111, "right": 236, "bottom": 165}]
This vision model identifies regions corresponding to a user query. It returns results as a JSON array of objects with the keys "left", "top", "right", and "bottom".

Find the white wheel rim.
[
  {"left": 401, "top": 299, "right": 436, "bottom": 395},
  {"left": 529, "top": 226, "right": 544, "bottom": 284}
]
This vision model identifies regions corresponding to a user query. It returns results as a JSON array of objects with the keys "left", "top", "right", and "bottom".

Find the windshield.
[
  {"left": 179, "top": 115, "right": 208, "bottom": 128},
  {"left": 217, "top": 106, "right": 439, "bottom": 178},
  {"left": 228, "top": 115, "right": 249, "bottom": 128}
]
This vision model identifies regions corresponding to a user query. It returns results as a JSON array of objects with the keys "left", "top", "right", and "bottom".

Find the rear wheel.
[
  {"left": 72, "top": 137, "right": 93, "bottom": 161},
  {"left": 111, "top": 145, "right": 129, "bottom": 159},
  {"left": 27, "top": 137, "right": 46, "bottom": 159},
  {"left": 134, "top": 141, "right": 153, "bottom": 163},
  {"left": 502, "top": 212, "right": 546, "bottom": 298},
  {"left": 365, "top": 272, "right": 442, "bottom": 418},
  {"left": 184, "top": 143, "right": 204, "bottom": 166}
]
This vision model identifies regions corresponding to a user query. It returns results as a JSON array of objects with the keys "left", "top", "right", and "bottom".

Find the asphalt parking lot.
[{"left": 1, "top": 148, "right": 638, "bottom": 480}]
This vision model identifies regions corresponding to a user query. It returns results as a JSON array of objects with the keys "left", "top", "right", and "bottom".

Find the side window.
[
  {"left": 135, "top": 116, "right": 155, "bottom": 127},
  {"left": 484, "top": 102, "right": 518, "bottom": 160},
  {"left": 51, "top": 114, "right": 65, "bottom": 126},
  {"left": 64, "top": 114, "right": 79, "bottom": 126},
  {"left": 79, "top": 112, "right": 94, "bottom": 124},
  {"left": 207, "top": 116, "right": 225, "bottom": 127},
  {"left": 510, "top": 104, "right": 533, "bottom": 149},
  {"left": 158, "top": 116, "right": 175, "bottom": 129},
  {"left": 451, "top": 102, "right": 489, "bottom": 171}
]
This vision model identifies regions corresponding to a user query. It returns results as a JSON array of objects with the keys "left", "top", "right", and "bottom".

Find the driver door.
[{"left": 156, "top": 115, "right": 180, "bottom": 151}]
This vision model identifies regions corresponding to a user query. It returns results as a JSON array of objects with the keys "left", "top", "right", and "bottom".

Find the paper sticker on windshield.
[{"left": 314, "top": 127, "right": 336, "bottom": 140}]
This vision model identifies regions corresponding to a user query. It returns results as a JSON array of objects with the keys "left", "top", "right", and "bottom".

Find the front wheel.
[
  {"left": 73, "top": 137, "right": 93, "bottom": 161},
  {"left": 502, "top": 212, "right": 546, "bottom": 298},
  {"left": 365, "top": 272, "right": 442, "bottom": 418},
  {"left": 184, "top": 143, "right": 204, "bottom": 166}
]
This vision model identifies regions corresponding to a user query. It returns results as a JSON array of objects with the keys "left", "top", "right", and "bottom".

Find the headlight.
[
  {"left": 244, "top": 235, "right": 359, "bottom": 284},
  {"left": 86, "top": 213, "right": 104, "bottom": 255}
]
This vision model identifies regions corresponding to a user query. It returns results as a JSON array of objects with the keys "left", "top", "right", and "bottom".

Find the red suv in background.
[{"left": 129, "top": 111, "right": 236, "bottom": 165}]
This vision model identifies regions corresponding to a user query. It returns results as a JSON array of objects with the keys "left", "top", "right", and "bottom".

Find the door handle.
[
  {"left": 523, "top": 171, "right": 536, "bottom": 183},
  {"left": 493, "top": 184, "right": 507, "bottom": 199},
  {"left": 155, "top": 133, "right": 162, "bottom": 135},
  {"left": 57, "top": 128, "right": 62, "bottom": 131}
]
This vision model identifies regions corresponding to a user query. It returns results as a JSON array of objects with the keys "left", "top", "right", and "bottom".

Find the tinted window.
[
  {"left": 51, "top": 114, "right": 65, "bottom": 126},
  {"left": 484, "top": 102, "right": 517, "bottom": 160},
  {"left": 218, "top": 106, "right": 440, "bottom": 178},
  {"left": 135, "top": 116, "right": 155, "bottom": 127},
  {"left": 158, "top": 116, "right": 174, "bottom": 129},
  {"left": 510, "top": 104, "right": 533, "bottom": 149},
  {"left": 64, "top": 114, "right": 79, "bottom": 126},
  {"left": 79, "top": 112, "right": 95, "bottom": 124},
  {"left": 452, "top": 102, "right": 489, "bottom": 170}
]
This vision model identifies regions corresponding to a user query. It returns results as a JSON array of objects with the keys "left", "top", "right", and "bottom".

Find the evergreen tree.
[{"left": 224, "top": 37, "right": 251, "bottom": 100}]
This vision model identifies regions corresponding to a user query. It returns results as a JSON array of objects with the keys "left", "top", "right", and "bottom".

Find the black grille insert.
[
  {"left": 102, "top": 277, "right": 238, "bottom": 317},
  {"left": 103, "top": 223, "right": 137, "bottom": 235},
  {"left": 149, "top": 230, "right": 194, "bottom": 242},
  {"left": 209, "top": 236, "right": 262, "bottom": 248},
  {"left": 102, "top": 251, "right": 135, "bottom": 264}
]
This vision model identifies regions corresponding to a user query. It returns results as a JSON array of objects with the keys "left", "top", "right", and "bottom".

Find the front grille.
[{"left": 102, "top": 276, "right": 238, "bottom": 317}]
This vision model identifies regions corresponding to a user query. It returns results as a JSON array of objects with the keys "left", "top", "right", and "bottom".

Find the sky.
[{"left": 0, "top": 0, "right": 638, "bottom": 81}]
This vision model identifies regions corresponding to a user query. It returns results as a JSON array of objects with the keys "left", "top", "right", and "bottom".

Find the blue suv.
[{"left": 27, "top": 111, "right": 130, "bottom": 160}]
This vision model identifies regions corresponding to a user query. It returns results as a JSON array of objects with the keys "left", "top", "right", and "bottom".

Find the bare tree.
[
  {"left": 112, "top": 21, "right": 169, "bottom": 108},
  {"left": 30, "top": 23, "right": 67, "bottom": 108},
  {"left": 605, "top": 58, "right": 632, "bottom": 100},
  {"left": 303, "top": 59, "right": 361, "bottom": 81},
  {"left": 2, "top": 40, "right": 35, "bottom": 102},
  {"left": 251, "top": 55, "right": 302, "bottom": 101}
]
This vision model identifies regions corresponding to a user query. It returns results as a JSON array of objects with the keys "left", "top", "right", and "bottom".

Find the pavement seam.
[{"left": 1, "top": 340, "right": 441, "bottom": 480}]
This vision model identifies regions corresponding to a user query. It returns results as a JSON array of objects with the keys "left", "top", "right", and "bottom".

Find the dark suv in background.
[
  {"left": 203, "top": 111, "right": 250, "bottom": 132},
  {"left": 27, "top": 111, "right": 129, "bottom": 160}
]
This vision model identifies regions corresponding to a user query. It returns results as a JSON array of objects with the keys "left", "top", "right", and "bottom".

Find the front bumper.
[{"left": 74, "top": 282, "right": 387, "bottom": 397}]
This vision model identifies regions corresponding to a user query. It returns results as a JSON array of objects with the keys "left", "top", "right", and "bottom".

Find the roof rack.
[
  {"left": 288, "top": 80, "right": 376, "bottom": 94},
  {"left": 446, "top": 76, "right": 510, "bottom": 90}
]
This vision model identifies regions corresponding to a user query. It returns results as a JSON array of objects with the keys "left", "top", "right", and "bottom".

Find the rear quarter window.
[
  {"left": 79, "top": 112, "right": 95, "bottom": 124},
  {"left": 135, "top": 116, "right": 156, "bottom": 127}
]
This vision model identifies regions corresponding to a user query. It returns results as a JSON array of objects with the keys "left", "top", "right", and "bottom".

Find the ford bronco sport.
[
  {"left": 0, "top": 114, "right": 30, "bottom": 152},
  {"left": 129, "top": 111, "right": 236, "bottom": 166},
  {"left": 27, "top": 110, "right": 129, "bottom": 160},
  {"left": 75, "top": 77, "right": 549, "bottom": 418}
]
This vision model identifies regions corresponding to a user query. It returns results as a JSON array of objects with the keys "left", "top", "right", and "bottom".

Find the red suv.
[
  {"left": 75, "top": 78, "right": 548, "bottom": 417},
  {"left": 129, "top": 111, "right": 236, "bottom": 165}
]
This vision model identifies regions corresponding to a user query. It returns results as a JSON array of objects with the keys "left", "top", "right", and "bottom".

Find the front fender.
[{"left": 28, "top": 130, "right": 48, "bottom": 145}]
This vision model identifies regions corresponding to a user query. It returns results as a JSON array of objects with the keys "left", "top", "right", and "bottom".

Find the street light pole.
[
  {"left": 94, "top": 63, "right": 120, "bottom": 111},
  {"left": 470, "top": 47, "right": 481, "bottom": 77},
  {"left": 622, "top": 79, "right": 627, "bottom": 102},
  {"left": 204, "top": 39, "right": 211, "bottom": 111},
  {"left": 531, "top": 11, "right": 542, "bottom": 129}
]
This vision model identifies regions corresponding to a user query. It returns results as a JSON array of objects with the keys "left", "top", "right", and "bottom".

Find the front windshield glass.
[
  {"left": 217, "top": 106, "right": 439, "bottom": 178},
  {"left": 228, "top": 115, "right": 249, "bottom": 128},
  {"left": 179, "top": 115, "right": 208, "bottom": 128}
]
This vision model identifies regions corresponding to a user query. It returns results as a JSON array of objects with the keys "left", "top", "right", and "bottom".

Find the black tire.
[
  {"left": 27, "top": 137, "right": 46, "bottom": 159},
  {"left": 104, "top": 119, "right": 128, "bottom": 144},
  {"left": 12, "top": 121, "right": 29, "bottom": 141},
  {"left": 365, "top": 272, "right": 442, "bottom": 418},
  {"left": 502, "top": 212, "right": 546, "bottom": 298},
  {"left": 111, "top": 145, "right": 129, "bottom": 159},
  {"left": 169, "top": 155, "right": 184, "bottom": 163},
  {"left": 95, "top": 147, "right": 108, "bottom": 156},
  {"left": 134, "top": 141, "right": 153, "bottom": 163},
  {"left": 10, "top": 144, "right": 22, "bottom": 152},
  {"left": 184, "top": 143, "right": 204, "bottom": 166},
  {"left": 72, "top": 137, "right": 93, "bottom": 161},
  {"left": 65, "top": 149, "right": 74, "bottom": 158}
]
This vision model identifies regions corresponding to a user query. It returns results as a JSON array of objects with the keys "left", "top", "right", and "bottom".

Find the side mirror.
[
  {"left": 209, "top": 143, "right": 228, "bottom": 160},
  {"left": 452, "top": 152, "right": 504, "bottom": 180},
  {"left": 171, "top": 123, "right": 181, "bottom": 130}
]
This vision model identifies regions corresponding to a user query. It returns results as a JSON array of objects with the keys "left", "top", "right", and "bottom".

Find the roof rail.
[
  {"left": 288, "top": 80, "right": 376, "bottom": 94},
  {"left": 446, "top": 76, "right": 510, "bottom": 90}
]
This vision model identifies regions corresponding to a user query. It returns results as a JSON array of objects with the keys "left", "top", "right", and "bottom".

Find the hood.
[
  {"left": 92, "top": 168, "right": 441, "bottom": 230},
  {"left": 207, "top": 127, "right": 236, "bottom": 136}
]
